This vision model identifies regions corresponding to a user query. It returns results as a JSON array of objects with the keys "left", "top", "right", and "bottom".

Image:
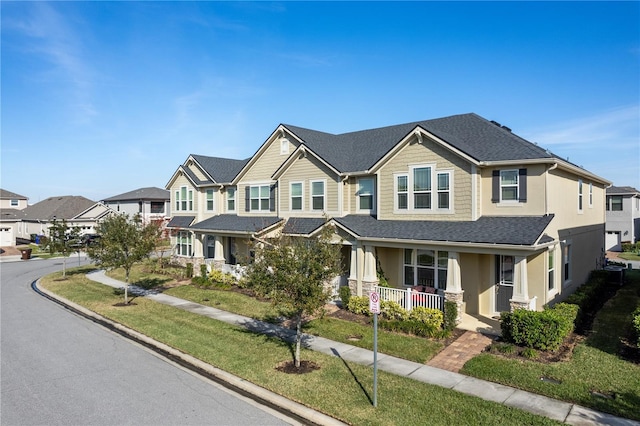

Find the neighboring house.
[
  {"left": 165, "top": 112, "right": 610, "bottom": 323},
  {"left": 15, "top": 195, "right": 114, "bottom": 242},
  {"left": 0, "top": 189, "right": 28, "bottom": 210},
  {"left": 102, "top": 187, "right": 171, "bottom": 226},
  {"left": 605, "top": 185, "right": 640, "bottom": 251}
]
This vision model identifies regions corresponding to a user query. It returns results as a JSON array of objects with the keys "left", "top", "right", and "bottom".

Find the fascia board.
[
  {"left": 272, "top": 145, "right": 341, "bottom": 180},
  {"left": 355, "top": 236, "right": 556, "bottom": 254},
  {"left": 233, "top": 125, "right": 293, "bottom": 185},
  {"left": 187, "top": 155, "right": 218, "bottom": 184}
]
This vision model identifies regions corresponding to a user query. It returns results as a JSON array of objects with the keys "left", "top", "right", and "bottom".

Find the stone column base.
[
  {"left": 212, "top": 259, "right": 225, "bottom": 270},
  {"left": 444, "top": 290, "right": 464, "bottom": 324},
  {"left": 510, "top": 299, "right": 530, "bottom": 311},
  {"left": 362, "top": 280, "right": 379, "bottom": 296},
  {"left": 348, "top": 279, "right": 358, "bottom": 297}
]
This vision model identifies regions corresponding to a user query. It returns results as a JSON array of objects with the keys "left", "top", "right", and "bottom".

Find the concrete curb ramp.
[{"left": 39, "top": 270, "right": 640, "bottom": 426}]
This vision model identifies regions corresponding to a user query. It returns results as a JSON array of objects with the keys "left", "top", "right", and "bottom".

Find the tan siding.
[
  {"left": 169, "top": 174, "right": 198, "bottom": 213},
  {"left": 279, "top": 155, "right": 340, "bottom": 216},
  {"left": 187, "top": 162, "right": 207, "bottom": 181},
  {"left": 378, "top": 135, "right": 473, "bottom": 220}
]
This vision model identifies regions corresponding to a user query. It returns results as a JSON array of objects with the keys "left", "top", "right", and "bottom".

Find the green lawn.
[
  {"left": 41, "top": 269, "right": 559, "bottom": 426},
  {"left": 618, "top": 252, "right": 640, "bottom": 261},
  {"left": 462, "top": 270, "right": 640, "bottom": 421}
]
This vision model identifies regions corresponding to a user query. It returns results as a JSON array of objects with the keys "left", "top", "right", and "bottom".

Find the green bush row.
[
  {"left": 621, "top": 242, "right": 640, "bottom": 253},
  {"left": 633, "top": 306, "right": 640, "bottom": 348},
  {"left": 192, "top": 268, "right": 236, "bottom": 290},
  {"left": 563, "top": 269, "right": 611, "bottom": 332},
  {"left": 500, "top": 303, "right": 578, "bottom": 351}
]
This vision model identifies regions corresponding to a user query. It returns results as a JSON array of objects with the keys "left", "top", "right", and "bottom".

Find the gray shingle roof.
[
  {"left": 22, "top": 196, "right": 96, "bottom": 221},
  {"left": 333, "top": 214, "right": 554, "bottom": 246},
  {"left": 0, "top": 189, "right": 28, "bottom": 200},
  {"left": 284, "top": 113, "right": 558, "bottom": 173},
  {"left": 103, "top": 187, "right": 169, "bottom": 202},
  {"left": 606, "top": 185, "right": 640, "bottom": 195},
  {"left": 167, "top": 216, "right": 195, "bottom": 228},
  {"left": 282, "top": 217, "right": 326, "bottom": 235},
  {"left": 189, "top": 215, "right": 282, "bottom": 234},
  {"left": 0, "top": 208, "right": 27, "bottom": 221},
  {"left": 190, "top": 155, "right": 250, "bottom": 184}
]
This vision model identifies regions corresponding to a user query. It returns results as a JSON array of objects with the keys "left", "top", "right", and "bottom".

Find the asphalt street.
[{"left": 0, "top": 258, "right": 298, "bottom": 426}]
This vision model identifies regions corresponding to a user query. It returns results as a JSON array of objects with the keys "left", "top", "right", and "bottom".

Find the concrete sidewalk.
[{"left": 82, "top": 270, "right": 639, "bottom": 426}]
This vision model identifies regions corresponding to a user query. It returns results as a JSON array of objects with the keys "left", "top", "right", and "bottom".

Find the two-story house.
[
  {"left": 166, "top": 113, "right": 610, "bottom": 323},
  {"left": 0, "top": 189, "right": 29, "bottom": 246},
  {"left": 605, "top": 185, "right": 640, "bottom": 251},
  {"left": 102, "top": 187, "right": 171, "bottom": 227}
]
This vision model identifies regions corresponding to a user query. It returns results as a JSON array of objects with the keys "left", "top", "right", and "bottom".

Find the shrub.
[
  {"left": 186, "top": 263, "right": 193, "bottom": 278},
  {"left": 339, "top": 286, "right": 351, "bottom": 306},
  {"left": 379, "top": 319, "right": 440, "bottom": 338},
  {"left": 347, "top": 296, "right": 371, "bottom": 316},
  {"left": 444, "top": 300, "right": 458, "bottom": 331},
  {"left": 633, "top": 306, "right": 640, "bottom": 347},
  {"left": 564, "top": 269, "right": 612, "bottom": 332},
  {"left": 208, "top": 269, "right": 235, "bottom": 289},
  {"left": 409, "top": 307, "right": 443, "bottom": 329},
  {"left": 494, "top": 343, "right": 516, "bottom": 354},
  {"left": 521, "top": 347, "right": 538, "bottom": 360},
  {"left": 380, "top": 300, "right": 408, "bottom": 321},
  {"left": 501, "top": 307, "right": 573, "bottom": 351},
  {"left": 200, "top": 264, "right": 208, "bottom": 278}
]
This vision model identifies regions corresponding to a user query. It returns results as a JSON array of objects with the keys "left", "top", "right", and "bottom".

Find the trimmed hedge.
[
  {"left": 564, "top": 269, "right": 615, "bottom": 333},
  {"left": 633, "top": 306, "right": 640, "bottom": 347},
  {"left": 501, "top": 303, "right": 578, "bottom": 351},
  {"left": 347, "top": 296, "right": 371, "bottom": 316},
  {"left": 339, "top": 286, "right": 351, "bottom": 307}
]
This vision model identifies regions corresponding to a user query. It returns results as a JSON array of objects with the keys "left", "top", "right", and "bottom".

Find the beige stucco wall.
[
  {"left": 377, "top": 135, "right": 474, "bottom": 221},
  {"left": 279, "top": 155, "right": 340, "bottom": 217},
  {"left": 480, "top": 164, "right": 547, "bottom": 216}
]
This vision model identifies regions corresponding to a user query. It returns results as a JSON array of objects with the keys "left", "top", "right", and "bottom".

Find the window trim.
[
  {"left": 548, "top": 247, "right": 555, "bottom": 292},
  {"left": 403, "top": 248, "right": 448, "bottom": 289},
  {"left": 175, "top": 186, "right": 194, "bottom": 212},
  {"left": 290, "top": 181, "right": 303, "bottom": 211},
  {"left": 10, "top": 199, "right": 18, "bottom": 207},
  {"left": 500, "top": 169, "right": 519, "bottom": 202},
  {"left": 356, "top": 177, "right": 375, "bottom": 213},
  {"left": 588, "top": 183, "right": 593, "bottom": 208},
  {"left": 226, "top": 188, "right": 236, "bottom": 212},
  {"left": 562, "top": 241, "right": 572, "bottom": 286},
  {"left": 249, "top": 184, "right": 271, "bottom": 212},
  {"left": 176, "top": 231, "right": 193, "bottom": 257},
  {"left": 206, "top": 189, "right": 215, "bottom": 212},
  {"left": 436, "top": 171, "right": 452, "bottom": 210},
  {"left": 310, "top": 179, "right": 326, "bottom": 211},
  {"left": 578, "top": 179, "right": 583, "bottom": 212},
  {"left": 393, "top": 165, "right": 453, "bottom": 213},
  {"left": 394, "top": 173, "right": 409, "bottom": 211}
]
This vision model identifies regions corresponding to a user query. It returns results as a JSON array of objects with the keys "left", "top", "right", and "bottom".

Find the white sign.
[{"left": 369, "top": 291, "right": 380, "bottom": 314}]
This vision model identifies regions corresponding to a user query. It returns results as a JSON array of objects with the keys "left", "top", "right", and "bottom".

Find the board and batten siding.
[
  {"left": 378, "top": 135, "right": 473, "bottom": 221},
  {"left": 279, "top": 155, "right": 340, "bottom": 215}
]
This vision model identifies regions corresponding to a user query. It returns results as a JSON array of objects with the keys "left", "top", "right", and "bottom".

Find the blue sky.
[{"left": 2, "top": 1, "right": 638, "bottom": 203}]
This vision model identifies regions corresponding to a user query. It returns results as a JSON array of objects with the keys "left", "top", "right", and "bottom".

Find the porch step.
[{"left": 427, "top": 331, "right": 495, "bottom": 373}]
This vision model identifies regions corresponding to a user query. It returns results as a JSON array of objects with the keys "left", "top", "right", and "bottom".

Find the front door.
[
  {"left": 495, "top": 255, "right": 514, "bottom": 312},
  {"left": 227, "top": 237, "right": 237, "bottom": 265}
]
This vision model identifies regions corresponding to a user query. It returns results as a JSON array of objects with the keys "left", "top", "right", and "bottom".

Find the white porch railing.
[{"left": 375, "top": 286, "right": 445, "bottom": 312}]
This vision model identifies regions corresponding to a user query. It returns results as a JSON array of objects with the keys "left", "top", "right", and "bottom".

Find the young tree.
[
  {"left": 246, "top": 224, "right": 342, "bottom": 368},
  {"left": 45, "top": 219, "right": 81, "bottom": 278},
  {"left": 87, "top": 214, "right": 159, "bottom": 304}
]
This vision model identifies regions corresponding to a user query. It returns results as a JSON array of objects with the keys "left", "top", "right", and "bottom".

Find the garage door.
[
  {"left": 0, "top": 227, "right": 14, "bottom": 247},
  {"left": 606, "top": 231, "right": 621, "bottom": 251}
]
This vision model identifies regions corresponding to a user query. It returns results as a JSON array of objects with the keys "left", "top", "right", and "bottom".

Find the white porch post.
[
  {"left": 362, "top": 245, "right": 379, "bottom": 295},
  {"left": 213, "top": 235, "right": 225, "bottom": 269},
  {"left": 444, "top": 252, "right": 464, "bottom": 324},
  {"left": 192, "top": 232, "right": 205, "bottom": 276},
  {"left": 347, "top": 243, "right": 359, "bottom": 297},
  {"left": 510, "top": 256, "right": 531, "bottom": 310}
]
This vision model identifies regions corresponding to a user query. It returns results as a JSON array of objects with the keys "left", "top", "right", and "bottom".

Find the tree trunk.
[
  {"left": 124, "top": 269, "right": 130, "bottom": 304},
  {"left": 295, "top": 313, "right": 302, "bottom": 368}
]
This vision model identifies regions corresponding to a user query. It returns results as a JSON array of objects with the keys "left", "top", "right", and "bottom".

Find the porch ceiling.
[{"left": 333, "top": 214, "right": 554, "bottom": 246}]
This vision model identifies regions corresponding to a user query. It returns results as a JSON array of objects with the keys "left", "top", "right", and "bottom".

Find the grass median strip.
[{"left": 41, "top": 268, "right": 560, "bottom": 425}]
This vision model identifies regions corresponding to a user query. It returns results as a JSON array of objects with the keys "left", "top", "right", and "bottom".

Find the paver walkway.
[{"left": 428, "top": 330, "right": 495, "bottom": 372}]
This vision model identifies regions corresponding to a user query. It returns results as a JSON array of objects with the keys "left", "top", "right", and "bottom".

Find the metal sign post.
[{"left": 369, "top": 292, "right": 380, "bottom": 407}]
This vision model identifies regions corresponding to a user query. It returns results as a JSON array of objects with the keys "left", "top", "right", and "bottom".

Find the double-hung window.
[
  {"left": 563, "top": 242, "right": 571, "bottom": 284},
  {"left": 206, "top": 189, "right": 214, "bottom": 211},
  {"left": 413, "top": 167, "right": 432, "bottom": 209},
  {"left": 10, "top": 199, "right": 18, "bottom": 207},
  {"left": 437, "top": 172, "right": 450, "bottom": 209},
  {"left": 311, "top": 180, "right": 325, "bottom": 211},
  {"left": 175, "top": 186, "right": 194, "bottom": 211},
  {"left": 548, "top": 249, "right": 555, "bottom": 291},
  {"left": 227, "top": 188, "right": 236, "bottom": 212},
  {"left": 578, "top": 179, "right": 583, "bottom": 211},
  {"left": 589, "top": 183, "right": 593, "bottom": 207},
  {"left": 250, "top": 185, "right": 270, "bottom": 212},
  {"left": 357, "top": 177, "right": 374, "bottom": 211},
  {"left": 403, "top": 249, "right": 448, "bottom": 289},
  {"left": 500, "top": 170, "right": 519, "bottom": 201},
  {"left": 396, "top": 175, "right": 408, "bottom": 210},
  {"left": 290, "top": 182, "right": 303, "bottom": 211}
]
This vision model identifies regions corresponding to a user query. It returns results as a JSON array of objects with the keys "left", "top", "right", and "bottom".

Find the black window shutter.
[
  {"left": 518, "top": 168, "right": 527, "bottom": 202},
  {"left": 269, "top": 184, "right": 276, "bottom": 212},
  {"left": 245, "top": 186, "right": 250, "bottom": 212},
  {"left": 491, "top": 170, "right": 500, "bottom": 203}
]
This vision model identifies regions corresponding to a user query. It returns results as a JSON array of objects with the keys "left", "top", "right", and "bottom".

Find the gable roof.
[
  {"left": 189, "top": 214, "right": 282, "bottom": 235},
  {"left": 283, "top": 113, "right": 565, "bottom": 173},
  {"left": 21, "top": 196, "right": 96, "bottom": 221},
  {"left": 0, "top": 208, "right": 27, "bottom": 222},
  {"left": 103, "top": 187, "right": 169, "bottom": 202},
  {"left": 0, "top": 189, "right": 28, "bottom": 200},
  {"left": 607, "top": 185, "right": 640, "bottom": 196},
  {"left": 190, "top": 155, "right": 250, "bottom": 184},
  {"left": 332, "top": 214, "right": 555, "bottom": 247}
]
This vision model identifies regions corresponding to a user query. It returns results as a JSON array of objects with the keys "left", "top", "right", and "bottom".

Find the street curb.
[{"left": 34, "top": 279, "right": 346, "bottom": 426}]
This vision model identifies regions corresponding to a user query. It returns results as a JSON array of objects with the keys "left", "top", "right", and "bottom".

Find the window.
[
  {"left": 227, "top": 188, "right": 236, "bottom": 212},
  {"left": 150, "top": 202, "right": 164, "bottom": 214},
  {"left": 413, "top": 167, "right": 432, "bottom": 209},
  {"left": 290, "top": 182, "right": 302, "bottom": 211},
  {"left": 138, "top": 201, "right": 143, "bottom": 213},
  {"left": 578, "top": 179, "right": 583, "bottom": 211},
  {"left": 437, "top": 172, "right": 450, "bottom": 209},
  {"left": 607, "top": 196, "right": 623, "bottom": 211},
  {"left": 311, "top": 180, "right": 325, "bottom": 211},
  {"left": 357, "top": 177, "right": 374, "bottom": 211},
  {"left": 403, "top": 249, "right": 448, "bottom": 289},
  {"left": 589, "top": 183, "right": 593, "bottom": 207},
  {"left": 500, "top": 170, "right": 519, "bottom": 201},
  {"left": 548, "top": 249, "right": 555, "bottom": 291},
  {"left": 250, "top": 185, "right": 270, "bottom": 211},
  {"left": 206, "top": 189, "right": 214, "bottom": 211},
  {"left": 280, "top": 138, "right": 289, "bottom": 155},
  {"left": 177, "top": 231, "right": 192, "bottom": 256},
  {"left": 396, "top": 175, "right": 408, "bottom": 210},
  {"left": 10, "top": 199, "right": 18, "bottom": 207},
  {"left": 563, "top": 242, "right": 571, "bottom": 283},
  {"left": 175, "top": 186, "right": 193, "bottom": 211}
]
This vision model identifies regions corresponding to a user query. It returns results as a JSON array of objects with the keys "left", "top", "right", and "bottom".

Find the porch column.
[
  {"left": 348, "top": 244, "right": 359, "bottom": 296},
  {"left": 510, "top": 256, "right": 531, "bottom": 311},
  {"left": 213, "top": 235, "right": 225, "bottom": 269},
  {"left": 444, "top": 252, "right": 464, "bottom": 324},
  {"left": 362, "top": 245, "right": 379, "bottom": 295},
  {"left": 192, "top": 232, "right": 205, "bottom": 276}
]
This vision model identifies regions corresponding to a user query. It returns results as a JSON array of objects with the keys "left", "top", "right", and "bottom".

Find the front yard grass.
[
  {"left": 40, "top": 269, "right": 559, "bottom": 426},
  {"left": 462, "top": 270, "right": 640, "bottom": 421}
]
